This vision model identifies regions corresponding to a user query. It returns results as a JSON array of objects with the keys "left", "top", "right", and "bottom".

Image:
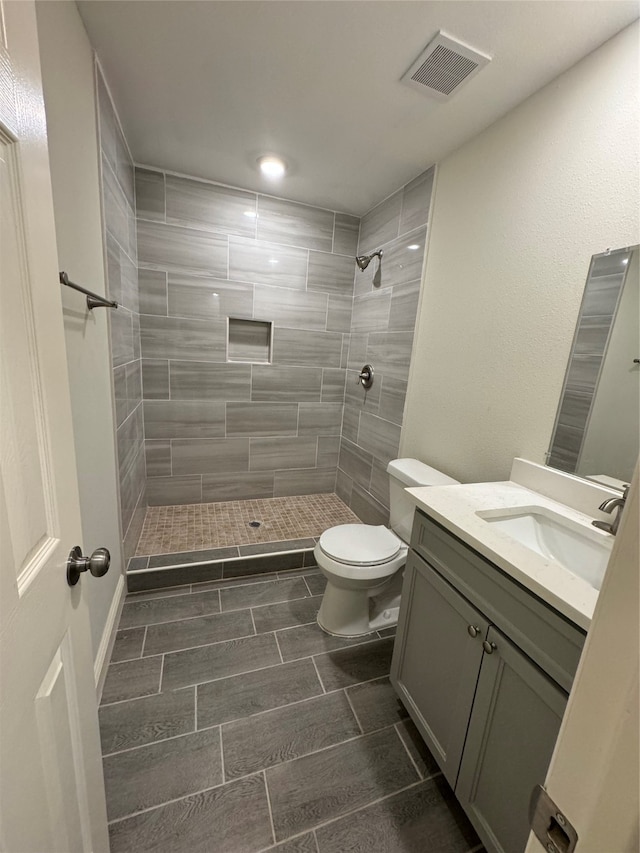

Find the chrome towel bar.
[{"left": 59, "top": 271, "right": 118, "bottom": 310}]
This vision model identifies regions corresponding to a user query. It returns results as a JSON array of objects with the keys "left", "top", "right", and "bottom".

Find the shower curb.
[{"left": 126, "top": 545, "right": 318, "bottom": 593}]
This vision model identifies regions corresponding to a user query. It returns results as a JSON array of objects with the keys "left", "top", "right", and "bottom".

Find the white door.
[{"left": 0, "top": 2, "right": 109, "bottom": 851}]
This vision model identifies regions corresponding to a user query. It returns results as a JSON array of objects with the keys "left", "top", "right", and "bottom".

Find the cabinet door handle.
[
  {"left": 467, "top": 625, "right": 481, "bottom": 638},
  {"left": 482, "top": 640, "right": 497, "bottom": 654}
]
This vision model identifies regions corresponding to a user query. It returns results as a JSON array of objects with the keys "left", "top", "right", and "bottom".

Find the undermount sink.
[{"left": 476, "top": 506, "right": 613, "bottom": 591}]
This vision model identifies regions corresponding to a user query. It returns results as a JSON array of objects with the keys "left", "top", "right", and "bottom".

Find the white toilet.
[{"left": 315, "top": 458, "right": 459, "bottom": 637}]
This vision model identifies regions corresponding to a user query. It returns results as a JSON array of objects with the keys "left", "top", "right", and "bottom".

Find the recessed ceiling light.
[
  {"left": 258, "top": 155, "right": 287, "bottom": 179},
  {"left": 407, "top": 244, "right": 421, "bottom": 251}
]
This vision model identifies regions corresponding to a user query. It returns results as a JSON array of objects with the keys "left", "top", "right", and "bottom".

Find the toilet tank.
[{"left": 387, "top": 458, "right": 459, "bottom": 543}]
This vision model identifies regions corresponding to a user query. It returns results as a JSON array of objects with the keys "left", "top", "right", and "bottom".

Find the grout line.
[
  {"left": 158, "top": 654, "right": 165, "bottom": 693},
  {"left": 312, "top": 829, "right": 320, "bottom": 852},
  {"left": 249, "top": 608, "right": 257, "bottom": 636},
  {"left": 311, "top": 656, "right": 326, "bottom": 693},
  {"left": 343, "top": 688, "right": 363, "bottom": 735},
  {"left": 219, "top": 726, "right": 226, "bottom": 784},
  {"left": 262, "top": 770, "right": 277, "bottom": 847},
  {"left": 194, "top": 685, "right": 198, "bottom": 730},
  {"left": 273, "top": 631, "right": 284, "bottom": 664},
  {"left": 394, "top": 721, "right": 424, "bottom": 780},
  {"left": 141, "top": 626, "right": 148, "bottom": 658}
]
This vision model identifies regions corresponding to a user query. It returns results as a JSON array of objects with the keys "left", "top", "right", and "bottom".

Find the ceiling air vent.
[{"left": 401, "top": 32, "right": 491, "bottom": 101}]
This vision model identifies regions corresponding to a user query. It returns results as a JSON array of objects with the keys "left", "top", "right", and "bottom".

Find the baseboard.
[{"left": 94, "top": 573, "right": 126, "bottom": 701}]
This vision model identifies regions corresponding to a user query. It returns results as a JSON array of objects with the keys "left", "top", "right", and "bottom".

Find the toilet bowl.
[{"left": 315, "top": 458, "right": 459, "bottom": 637}]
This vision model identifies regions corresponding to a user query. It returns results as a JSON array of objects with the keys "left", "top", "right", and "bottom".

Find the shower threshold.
[{"left": 128, "top": 493, "right": 360, "bottom": 593}]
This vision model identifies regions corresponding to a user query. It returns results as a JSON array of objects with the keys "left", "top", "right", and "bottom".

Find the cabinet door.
[
  {"left": 456, "top": 627, "right": 567, "bottom": 853},
  {"left": 391, "top": 552, "right": 490, "bottom": 787}
]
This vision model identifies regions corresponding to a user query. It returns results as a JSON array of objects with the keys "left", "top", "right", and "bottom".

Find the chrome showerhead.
[{"left": 355, "top": 249, "right": 383, "bottom": 271}]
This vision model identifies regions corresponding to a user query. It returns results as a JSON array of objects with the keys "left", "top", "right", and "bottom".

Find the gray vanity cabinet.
[
  {"left": 456, "top": 626, "right": 567, "bottom": 853},
  {"left": 391, "top": 510, "right": 586, "bottom": 853},
  {"left": 391, "top": 551, "right": 490, "bottom": 787}
]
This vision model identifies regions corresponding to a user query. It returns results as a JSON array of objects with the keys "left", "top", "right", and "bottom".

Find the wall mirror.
[{"left": 547, "top": 244, "right": 639, "bottom": 489}]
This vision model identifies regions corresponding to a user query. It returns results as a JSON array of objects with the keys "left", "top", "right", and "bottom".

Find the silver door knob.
[{"left": 66, "top": 546, "right": 111, "bottom": 586}]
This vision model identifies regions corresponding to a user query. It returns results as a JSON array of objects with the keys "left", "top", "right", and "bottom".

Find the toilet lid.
[{"left": 319, "top": 524, "right": 402, "bottom": 567}]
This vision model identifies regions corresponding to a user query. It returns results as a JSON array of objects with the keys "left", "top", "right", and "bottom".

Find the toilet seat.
[{"left": 318, "top": 524, "right": 402, "bottom": 567}]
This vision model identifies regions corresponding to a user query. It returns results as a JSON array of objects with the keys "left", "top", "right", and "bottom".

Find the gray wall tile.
[
  {"left": 139, "top": 269, "right": 167, "bottom": 316},
  {"left": 170, "top": 362, "right": 251, "bottom": 401},
  {"left": 378, "top": 377, "right": 407, "bottom": 425},
  {"left": 326, "top": 295, "right": 353, "bottom": 333},
  {"left": 257, "top": 196, "right": 333, "bottom": 251},
  {"left": 172, "top": 438, "right": 250, "bottom": 475},
  {"left": 399, "top": 167, "right": 434, "bottom": 235},
  {"left": 388, "top": 283, "right": 421, "bottom": 332},
  {"left": 338, "top": 439, "right": 373, "bottom": 490},
  {"left": 229, "top": 237, "right": 307, "bottom": 290},
  {"left": 166, "top": 174, "right": 256, "bottom": 237},
  {"left": 357, "top": 413, "right": 401, "bottom": 465},
  {"left": 145, "top": 440, "right": 171, "bottom": 477},
  {"left": 374, "top": 229, "right": 427, "bottom": 289},
  {"left": 351, "top": 291, "right": 392, "bottom": 333},
  {"left": 202, "top": 471, "right": 275, "bottom": 502},
  {"left": 168, "top": 274, "right": 253, "bottom": 320},
  {"left": 359, "top": 190, "right": 402, "bottom": 254},
  {"left": 251, "top": 366, "right": 322, "bottom": 402},
  {"left": 350, "top": 482, "right": 389, "bottom": 524},
  {"left": 227, "top": 402, "right": 298, "bottom": 437},
  {"left": 274, "top": 467, "right": 337, "bottom": 497},
  {"left": 138, "top": 219, "right": 228, "bottom": 275},
  {"left": 144, "top": 400, "right": 225, "bottom": 439},
  {"left": 249, "top": 437, "right": 317, "bottom": 471},
  {"left": 146, "top": 475, "right": 202, "bottom": 506},
  {"left": 135, "top": 168, "right": 165, "bottom": 222},
  {"left": 307, "top": 252, "right": 355, "bottom": 294},
  {"left": 317, "top": 436, "right": 341, "bottom": 468},
  {"left": 298, "top": 403, "right": 343, "bottom": 436},
  {"left": 333, "top": 213, "right": 360, "bottom": 256},
  {"left": 341, "top": 405, "right": 360, "bottom": 443},
  {"left": 254, "top": 285, "right": 328, "bottom": 331},
  {"left": 142, "top": 359, "right": 169, "bottom": 400},
  {"left": 272, "top": 329, "right": 343, "bottom": 367},
  {"left": 141, "top": 315, "right": 226, "bottom": 362},
  {"left": 366, "top": 331, "right": 413, "bottom": 381},
  {"left": 321, "top": 369, "right": 346, "bottom": 403}
]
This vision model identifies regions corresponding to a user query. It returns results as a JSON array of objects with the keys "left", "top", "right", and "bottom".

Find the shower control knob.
[
  {"left": 357, "top": 364, "right": 374, "bottom": 389},
  {"left": 66, "top": 546, "right": 111, "bottom": 586}
]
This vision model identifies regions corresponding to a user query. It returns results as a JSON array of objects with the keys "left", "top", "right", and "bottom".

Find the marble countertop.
[{"left": 406, "top": 481, "right": 612, "bottom": 630}]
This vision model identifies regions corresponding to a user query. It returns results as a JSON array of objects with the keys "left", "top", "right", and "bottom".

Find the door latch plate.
[{"left": 530, "top": 785, "right": 578, "bottom": 853}]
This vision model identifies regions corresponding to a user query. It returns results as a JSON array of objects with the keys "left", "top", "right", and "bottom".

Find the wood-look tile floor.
[
  {"left": 100, "top": 568, "right": 482, "bottom": 853},
  {"left": 136, "top": 494, "right": 361, "bottom": 556}
]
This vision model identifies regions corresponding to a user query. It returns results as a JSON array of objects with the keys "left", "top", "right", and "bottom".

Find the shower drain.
[{"left": 248, "top": 520, "right": 261, "bottom": 528}]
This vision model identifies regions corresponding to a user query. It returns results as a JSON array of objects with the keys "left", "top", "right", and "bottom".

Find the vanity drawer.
[{"left": 411, "top": 510, "right": 586, "bottom": 692}]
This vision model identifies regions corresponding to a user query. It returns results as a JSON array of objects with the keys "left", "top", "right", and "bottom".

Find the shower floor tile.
[
  {"left": 136, "top": 493, "right": 360, "bottom": 556},
  {"left": 101, "top": 569, "right": 482, "bottom": 853}
]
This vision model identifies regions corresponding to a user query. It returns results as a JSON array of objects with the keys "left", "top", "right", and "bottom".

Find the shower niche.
[{"left": 227, "top": 317, "right": 273, "bottom": 363}]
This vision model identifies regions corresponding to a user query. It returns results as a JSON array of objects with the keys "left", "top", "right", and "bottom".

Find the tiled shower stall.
[{"left": 97, "top": 63, "right": 434, "bottom": 568}]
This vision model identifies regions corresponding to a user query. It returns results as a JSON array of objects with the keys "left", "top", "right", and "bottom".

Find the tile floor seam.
[
  {"left": 342, "top": 688, "right": 364, "bottom": 735},
  {"left": 125, "top": 606, "right": 226, "bottom": 631},
  {"left": 393, "top": 721, "right": 430, "bottom": 781},
  {"left": 262, "top": 770, "right": 277, "bottom": 848},
  {"left": 194, "top": 684, "right": 198, "bottom": 730},
  {"left": 310, "top": 656, "right": 326, "bottom": 693},
  {"left": 218, "top": 725, "right": 225, "bottom": 783},
  {"left": 221, "top": 592, "right": 311, "bottom": 615},
  {"left": 249, "top": 607, "right": 258, "bottom": 636},
  {"left": 312, "top": 829, "right": 320, "bottom": 853},
  {"left": 269, "top": 777, "right": 427, "bottom": 848},
  {"left": 273, "top": 631, "right": 284, "bottom": 664},
  {"left": 158, "top": 654, "right": 165, "bottom": 693}
]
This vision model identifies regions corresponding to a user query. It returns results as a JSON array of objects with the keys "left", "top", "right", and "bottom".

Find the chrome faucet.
[{"left": 592, "top": 485, "right": 629, "bottom": 536}]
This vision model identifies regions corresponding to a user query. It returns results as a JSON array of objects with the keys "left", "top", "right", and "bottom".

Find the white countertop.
[{"left": 406, "top": 480, "right": 610, "bottom": 630}]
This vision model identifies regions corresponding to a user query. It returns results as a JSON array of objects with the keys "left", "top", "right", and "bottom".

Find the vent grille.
[{"left": 402, "top": 32, "right": 491, "bottom": 101}]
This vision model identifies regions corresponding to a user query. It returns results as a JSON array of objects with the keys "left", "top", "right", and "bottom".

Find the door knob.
[{"left": 66, "top": 546, "right": 111, "bottom": 587}]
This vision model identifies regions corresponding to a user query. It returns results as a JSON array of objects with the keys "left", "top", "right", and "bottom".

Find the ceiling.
[{"left": 77, "top": 1, "right": 639, "bottom": 215}]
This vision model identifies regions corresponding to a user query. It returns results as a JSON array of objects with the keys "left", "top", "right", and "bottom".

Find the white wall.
[
  {"left": 36, "top": 1, "right": 125, "bottom": 685},
  {"left": 402, "top": 22, "right": 640, "bottom": 483}
]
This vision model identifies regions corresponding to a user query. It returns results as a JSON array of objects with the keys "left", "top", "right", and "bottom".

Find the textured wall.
[
  {"left": 135, "top": 167, "right": 359, "bottom": 504},
  {"left": 403, "top": 23, "right": 640, "bottom": 484},
  {"left": 337, "top": 169, "right": 434, "bottom": 523},
  {"left": 96, "top": 66, "right": 145, "bottom": 560}
]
